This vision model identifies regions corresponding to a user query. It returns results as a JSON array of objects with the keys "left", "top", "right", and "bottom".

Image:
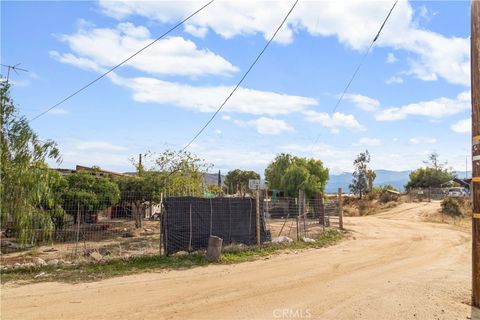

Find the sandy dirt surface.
[{"left": 1, "top": 202, "right": 476, "bottom": 320}]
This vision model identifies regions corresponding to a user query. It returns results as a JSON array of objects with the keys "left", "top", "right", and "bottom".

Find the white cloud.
[
  {"left": 409, "top": 137, "right": 437, "bottom": 145},
  {"left": 451, "top": 118, "right": 471, "bottom": 133},
  {"left": 50, "top": 51, "right": 105, "bottom": 73},
  {"left": 98, "top": 0, "right": 470, "bottom": 86},
  {"left": 385, "top": 76, "right": 404, "bottom": 85},
  {"left": 353, "top": 138, "right": 382, "bottom": 147},
  {"left": 343, "top": 93, "right": 380, "bottom": 112},
  {"left": 233, "top": 117, "right": 295, "bottom": 135},
  {"left": 51, "top": 139, "right": 132, "bottom": 171},
  {"left": 221, "top": 115, "right": 231, "bottom": 121},
  {"left": 52, "top": 22, "right": 238, "bottom": 77},
  {"left": 375, "top": 91, "right": 470, "bottom": 121},
  {"left": 75, "top": 140, "right": 128, "bottom": 152},
  {"left": 189, "top": 143, "right": 275, "bottom": 170},
  {"left": 302, "top": 110, "right": 366, "bottom": 133},
  {"left": 386, "top": 52, "right": 397, "bottom": 63},
  {"left": 110, "top": 73, "right": 318, "bottom": 116}
]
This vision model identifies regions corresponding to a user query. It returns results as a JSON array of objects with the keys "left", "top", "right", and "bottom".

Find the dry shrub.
[{"left": 441, "top": 197, "right": 471, "bottom": 218}]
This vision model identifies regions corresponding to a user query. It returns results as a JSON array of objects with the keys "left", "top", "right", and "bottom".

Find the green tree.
[
  {"left": 405, "top": 167, "right": 455, "bottom": 189},
  {"left": 224, "top": 169, "right": 260, "bottom": 196},
  {"left": 61, "top": 171, "right": 120, "bottom": 224},
  {"left": 1, "top": 82, "right": 64, "bottom": 243},
  {"left": 115, "top": 173, "right": 164, "bottom": 228},
  {"left": 130, "top": 149, "right": 210, "bottom": 196},
  {"left": 349, "top": 150, "right": 371, "bottom": 199},
  {"left": 406, "top": 152, "right": 455, "bottom": 189},
  {"left": 264, "top": 154, "right": 329, "bottom": 198},
  {"left": 265, "top": 153, "right": 293, "bottom": 190},
  {"left": 366, "top": 169, "right": 376, "bottom": 192}
]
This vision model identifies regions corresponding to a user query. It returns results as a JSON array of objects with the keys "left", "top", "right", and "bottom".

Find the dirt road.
[{"left": 1, "top": 202, "right": 475, "bottom": 319}]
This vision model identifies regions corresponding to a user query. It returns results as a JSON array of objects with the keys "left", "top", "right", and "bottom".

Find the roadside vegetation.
[
  {"left": 0, "top": 229, "right": 343, "bottom": 284},
  {"left": 441, "top": 197, "right": 472, "bottom": 218},
  {"left": 343, "top": 150, "right": 401, "bottom": 216}
]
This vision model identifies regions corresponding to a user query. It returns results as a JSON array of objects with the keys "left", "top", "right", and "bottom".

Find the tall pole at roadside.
[{"left": 471, "top": 0, "right": 480, "bottom": 307}]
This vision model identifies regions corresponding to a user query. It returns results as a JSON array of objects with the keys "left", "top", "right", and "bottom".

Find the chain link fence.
[
  {"left": 407, "top": 188, "right": 448, "bottom": 202},
  {"left": 1, "top": 191, "right": 343, "bottom": 265}
]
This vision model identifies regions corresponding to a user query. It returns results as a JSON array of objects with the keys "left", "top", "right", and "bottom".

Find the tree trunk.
[{"left": 133, "top": 202, "right": 143, "bottom": 229}]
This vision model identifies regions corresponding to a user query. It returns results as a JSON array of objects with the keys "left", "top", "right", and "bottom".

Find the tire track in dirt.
[{"left": 0, "top": 202, "right": 472, "bottom": 320}]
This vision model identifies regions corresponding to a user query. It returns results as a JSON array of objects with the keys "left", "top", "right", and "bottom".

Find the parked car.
[{"left": 447, "top": 187, "right": 469, "bottom": 198}]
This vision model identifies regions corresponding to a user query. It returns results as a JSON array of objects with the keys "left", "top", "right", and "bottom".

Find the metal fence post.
[{"left": 338, "top": 188, "right": 344, "bottom": 230}]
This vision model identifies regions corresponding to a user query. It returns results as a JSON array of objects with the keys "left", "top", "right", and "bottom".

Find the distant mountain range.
[
  {"left": 325, "top": 170, "right": 471, "bottom": 193},
  {"left": 203, "top": 173, "right": 225, "bottom": 186},
  {"left": 204, "top": 170, "right": 471, "bottom": 194}
]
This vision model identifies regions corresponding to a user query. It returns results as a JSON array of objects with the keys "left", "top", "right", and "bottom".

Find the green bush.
[
  {"left": 441, "top": 197, "right": 464, "bottom": 217},
  {"left": 379, "top": 192, "right": 398, "bottom": 203}
]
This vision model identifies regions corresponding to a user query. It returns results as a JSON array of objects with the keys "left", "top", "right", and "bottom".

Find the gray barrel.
[{"left": 206, "top": 235, "right": 223, "bottom": 261}]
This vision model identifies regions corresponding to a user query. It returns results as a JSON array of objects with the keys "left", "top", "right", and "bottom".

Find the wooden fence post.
[
  {"left": 256, "top": 189, "right": 260, "bottom": 246},
  {"left": 318, "top": 193, "right": 325, "bottom": 228},
  {"left": 338, "top": 188, "right": 344, "bottom": 230}
]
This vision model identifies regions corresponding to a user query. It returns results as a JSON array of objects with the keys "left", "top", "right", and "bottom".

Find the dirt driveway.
[{"left": 1, "top": 202, "right": 476, "bottom": 320}]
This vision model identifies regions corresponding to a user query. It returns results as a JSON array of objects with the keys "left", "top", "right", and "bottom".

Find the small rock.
[
  {"left": 13, "top": 263, "right": 21, "bottom": 269},
  {"left": 90, "top": 252, "right": 103, "bottom": 262},
  {"left": 302, "top": 237, "right": 316, "bottom": 243},
  {"left": 34, "top": 271, "right": 46, "bottom": 278},
  {"left": 47, "top": 259, "right": 59, "bottom": 266},
  {"left": 173, "top": 251, "right": 189, "bottom": 257},
  {"left": 23, "top": 262, "right": 35, "bottom": 268},
  {"left": 34, "top": 257, "right": 47, "bottom": 266},
  {"left": 272, "top": 236, "right": 293, "bottom": 244},
  {"left": 122, "top": 228, "right": 134, "bottom": 238}
]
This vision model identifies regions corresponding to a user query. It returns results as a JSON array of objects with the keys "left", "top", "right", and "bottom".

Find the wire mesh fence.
[
  {"left": 1, "top": 191, "right": 343, "bottom": 263},
  {"left": 1, "top": 192, "right": 162, "bottom": 262},
  {"left": 407, "top": 188, "right": 448, "bottom": 202},
  {"left": 265, "top": 194, "right": 342, "bottom": 241}
]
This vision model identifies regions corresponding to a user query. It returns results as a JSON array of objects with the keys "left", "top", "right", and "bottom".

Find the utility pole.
[{"left": 471, "top": 0, "right": 480, "bottom": 307}]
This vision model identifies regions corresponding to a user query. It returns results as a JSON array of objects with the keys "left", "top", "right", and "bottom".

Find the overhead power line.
[
  {"left": 181, "top": 0, "right": 299, "bottom": 151},
  {"left": 28, "top": 0, "right": 215, "bottom": 123},
  {"left": 311, "top": 0, "right": 398, "bottom": 148},
  {"left": 331, "top": 0, "right": 398, "bottom": 115}
]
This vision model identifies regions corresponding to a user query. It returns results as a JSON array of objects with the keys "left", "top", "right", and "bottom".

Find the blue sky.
[{"left": 1, "top": 0, "right": 472, "bottom": 175}]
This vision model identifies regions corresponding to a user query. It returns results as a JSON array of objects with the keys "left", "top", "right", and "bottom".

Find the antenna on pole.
[{"left": 1, "top": 63, "right": 29, "bottom": 83}]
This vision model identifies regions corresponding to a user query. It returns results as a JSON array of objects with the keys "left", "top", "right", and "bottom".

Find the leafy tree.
[
  {"left": 61, "top": 171, "right": 120, "bottom": 224},
  {"left": 206, "top": 183, "right": 223, "bottom": 195},
  {"left": 115, "top": 173, "right": 164, "bottom": 228},
  {"left": 423, "top": 151, "right": 446, "bottom": 169},
  {"left": 349, "top": 150, "right": 371, "bottom": 199},
  {"left": 405, "top": 167, "right": 455, "bottom": 189},
  {"left": 1, "top": 82, "right": 64, "bottom": 243},
  {"left": 265, "top": 153, "right": 292, "bottom": 190},
  {"left": 224, "top": 169, "right": 260, "bottom": 196},
  {"left": 264, "top": 154, "right": 329, "bottom": 198},
  {"left": 127, "top": 149, "right": 209, "bottom": 198},
  {"left": 366, "top": 169, "right": 376, "bottom": 192},
  {"left": 406, "top": 153, "right": 455, "bottom": 189}
]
